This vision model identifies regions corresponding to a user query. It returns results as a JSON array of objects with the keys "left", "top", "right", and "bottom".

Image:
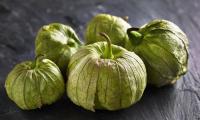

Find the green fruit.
[
  {"left": 35, "top": 23, "right": 82, "bottom": 72},
  {"left": 126, "top": 19, "right": 189, "bottom": 87},
  {"left": 85, "top": 14, "right": 131, "bottom": 46},
  {"left": 5, "top": 57, "right": 65, "bottom": 110},
  {"left": 67, "top": 33, "right": 146, "bottom": 111}
]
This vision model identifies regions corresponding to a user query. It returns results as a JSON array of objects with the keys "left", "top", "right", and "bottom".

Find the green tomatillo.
[
  {"left": 35, "top": 23, "right": 82, "bottom": 73},
  {"left": 85, "top": 14, "right": 131, "bottom": 47},
  {"left": 125, "top": 19, "right": 189, "bottom": 87},
  {"left": 5, "top": 56, "right": 65, "bottom": 110},
  {"left": 67, "top": 33, "right": 147, "bottom": 111}
]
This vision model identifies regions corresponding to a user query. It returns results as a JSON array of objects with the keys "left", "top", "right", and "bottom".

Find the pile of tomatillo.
[{"left": 5, "top": 14, "right": 188, "bottom": 111}]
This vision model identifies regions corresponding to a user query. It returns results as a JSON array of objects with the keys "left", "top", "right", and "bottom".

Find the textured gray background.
[{"left": 0, "top": 0, "right": 200, "bottom": 120}]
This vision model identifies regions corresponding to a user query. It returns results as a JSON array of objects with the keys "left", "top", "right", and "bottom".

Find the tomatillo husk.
[
  {"left": 125, "top": 19, "right": 189, "bottom": 87},
  {"left": 5, "top": 57, "right": 65, "bottom": 110},
  {"left": 35, "top": 23, "right": 82, "bottom": 72},
  {"left": 85, "top": 14, "right": 131, "bottom": 47},
  {"left": 67, "top": 33, "right": 147, "bottom": 111}
]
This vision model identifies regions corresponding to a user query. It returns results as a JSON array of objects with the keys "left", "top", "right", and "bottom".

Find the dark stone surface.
[{"left": 0, "top": 0, "right": 200, "bottom": 120}]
